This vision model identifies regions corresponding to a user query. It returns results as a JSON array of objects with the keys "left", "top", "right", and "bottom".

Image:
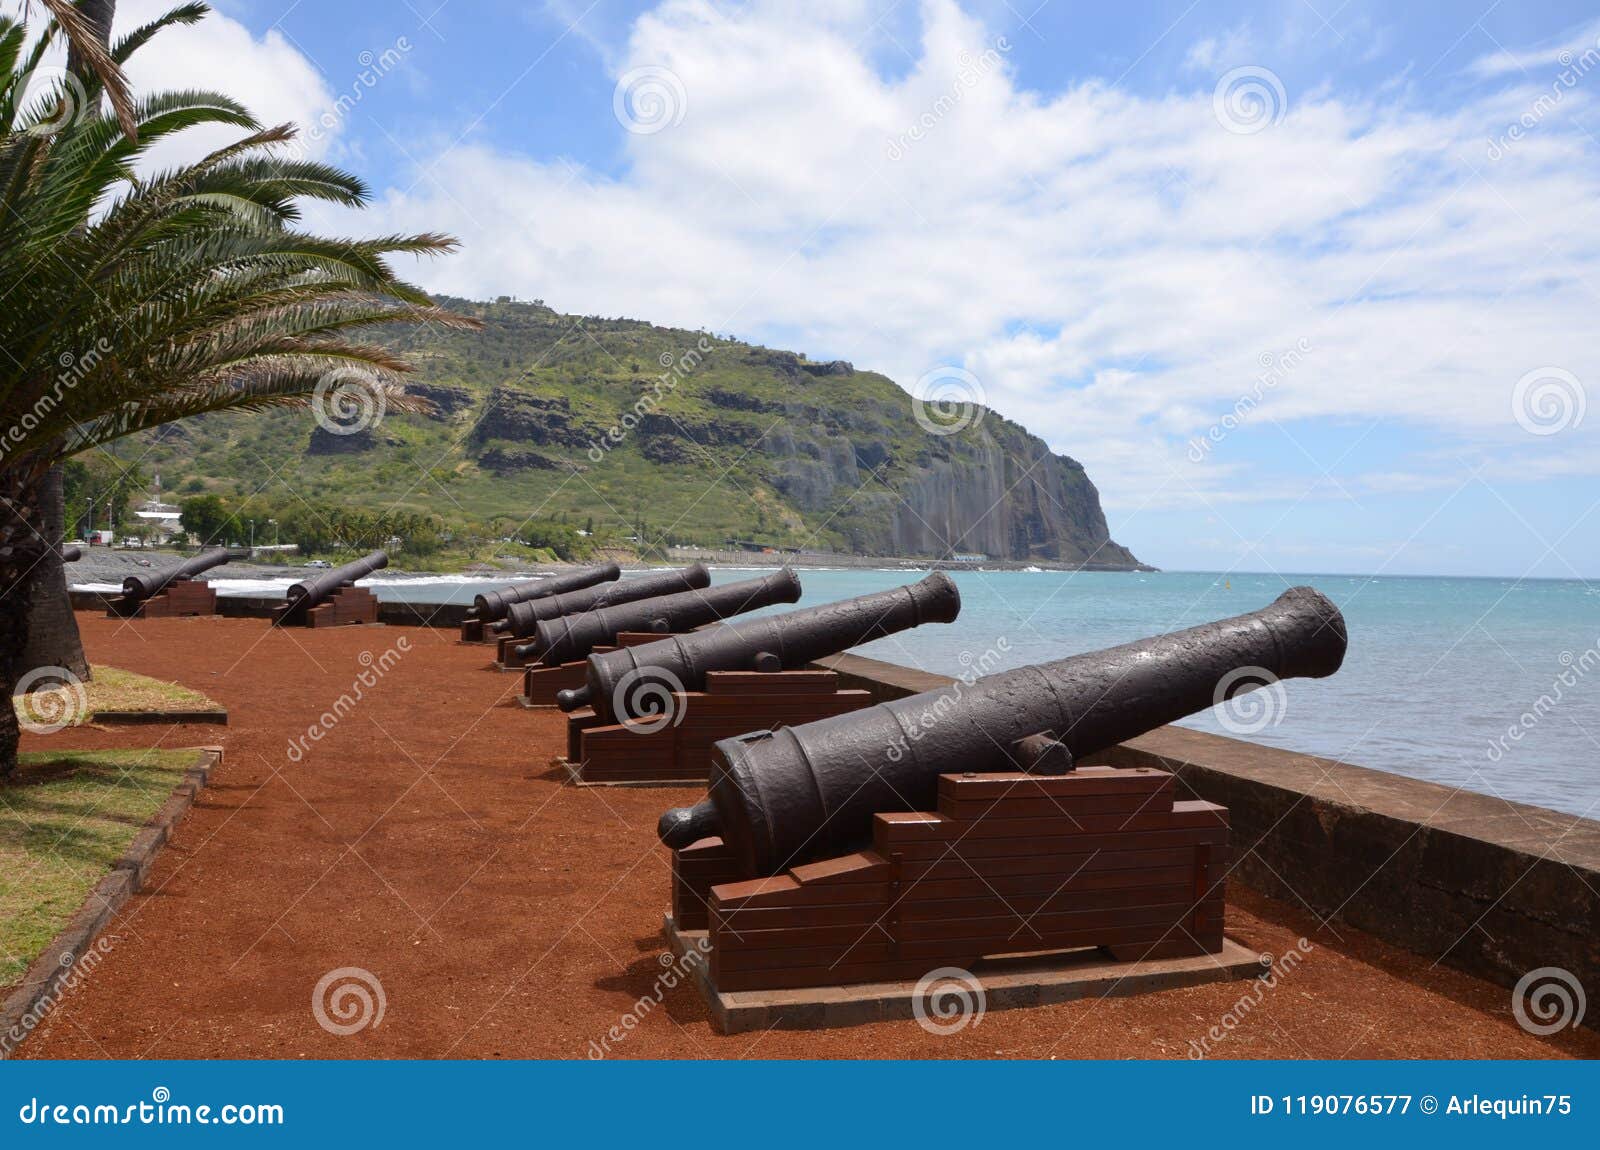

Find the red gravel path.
[{"left": 11, "top": 613, "right": 1597, "bottom": 1060}]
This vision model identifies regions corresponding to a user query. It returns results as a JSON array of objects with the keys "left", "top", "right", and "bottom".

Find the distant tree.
[{"left": 179, "top": 496, "right": 231, "bottom": 546}]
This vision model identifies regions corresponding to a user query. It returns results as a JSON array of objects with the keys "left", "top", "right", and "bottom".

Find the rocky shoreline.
[{"left": 65, "top": 547, "right": 1153, "bottom": 589}]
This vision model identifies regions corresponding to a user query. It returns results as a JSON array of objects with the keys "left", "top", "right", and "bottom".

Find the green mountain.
[{"left": 131, "top": 298, "right": 1142, "bottom": 567}]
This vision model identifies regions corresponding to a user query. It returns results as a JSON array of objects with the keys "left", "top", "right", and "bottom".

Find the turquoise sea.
[{"left": 306, "top": 567, "right": 1600, "bottom": 819}]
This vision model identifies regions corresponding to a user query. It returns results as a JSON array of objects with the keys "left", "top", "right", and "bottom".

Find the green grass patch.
[
  {"left": 0, "top": 749, "right": 195, "bottom": 986},
  {"left": 13, "top": 666, "right": 221, "bottom": 728}
]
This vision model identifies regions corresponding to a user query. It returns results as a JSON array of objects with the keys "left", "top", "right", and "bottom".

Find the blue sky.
[{"left": 91, "top": 1, "right": 1600, "bottom": 576}]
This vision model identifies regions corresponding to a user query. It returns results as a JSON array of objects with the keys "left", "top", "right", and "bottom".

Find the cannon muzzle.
[
  {"left": 468, "top": 562, "right": 621, "bottom": 621},
  {"left": 659, "top": 586, "right": 1348, "bottom": 876},
  {"left": 562, "top": 571, "right": 961, "bottom": 722},
  {"left": 60, "top": 545, "right": 82, "bottom": 563},
  {"left": 514, "top": 568, "right": 803, "bottom": 667},
  {"left": 121, "top": 547, "right": 246, "bottom": 603},
  {"left": 491, "top": 564, "right": 711, "bottom": 637}
]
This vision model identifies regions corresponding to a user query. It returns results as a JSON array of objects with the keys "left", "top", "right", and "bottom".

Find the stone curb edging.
[
  {"left": 91, "top": 709, "right": 228, "bottom": 726},
  {"left": 0, "top": 746, "right": 223, "bottom": 1059}
]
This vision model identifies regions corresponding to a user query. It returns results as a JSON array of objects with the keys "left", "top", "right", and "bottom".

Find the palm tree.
[
  {"left": 13, "top": 0, "right": 139, "bottom": 684},
  {"left": 0, "top": 2, "right": 477, "bottom": 774}
]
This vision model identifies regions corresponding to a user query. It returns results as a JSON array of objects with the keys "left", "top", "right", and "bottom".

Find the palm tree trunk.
[
  {"left": 64, "top": 0, "right": 117, "bottom": 78},
  {"left": 17, "top": 465, "right": 91, "bottom": 686},
  {"left": 13, "top": 0, "right": 121, "bottom": 702},
  {"left": 1, "top": 465, "right": 51, "bottom": 777}
]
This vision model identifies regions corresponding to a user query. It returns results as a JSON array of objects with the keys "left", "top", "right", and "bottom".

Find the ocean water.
[{"left": 214, "top": 567, "right": 1600, "bottom": 819}]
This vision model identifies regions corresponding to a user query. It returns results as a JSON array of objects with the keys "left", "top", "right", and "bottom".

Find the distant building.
[
  {"left": 132, "top": 474, "right": 182, "bottom": 543},
  {"left": 949, "top": 553, "right": 988, "bottom": 563}
]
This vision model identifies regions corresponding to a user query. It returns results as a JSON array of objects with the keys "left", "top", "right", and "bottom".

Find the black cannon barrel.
[
  {"left": 61, "top": 545, "right": 82, "bottom": 563},
  {"left": 492, "top": 564, "right": 712, "bottom": 638},
  {"left": 121, "top": 547, "right": 244, "bottom": 602},
  {"left": 513, "top": 568, "right": 803, "bottom": 667},
  {"left": 284, "top": 551, "right": 389, "bottom": 612},
  {"left": 468, "top": 562, "right": 622, "bottom": 621},
  {"left": 660, "top": 587, "right": 1348, "bottom": 876},
  {"left": 559, "top": 571, "right": 961, "bottom": 720}
]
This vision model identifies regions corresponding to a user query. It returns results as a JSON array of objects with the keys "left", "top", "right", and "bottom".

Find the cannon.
[
  {"left": 467, "top": 562, "right": 622, "bottom": 622},
  {"left": 558, "top": 571, "right": 961, "bottom": 722},
  {"left": 120, "top": 547, "right": 243, "bottom": 603},
  {"left": 660, "top": 586, "right": 1348, "bottom": 876},
  {"left": 61, "top": 544, "right": 82, "bottom": 563},
  {"left": 491, "top": 563, "right": 712, "bottom": 638},
  {"left": 513, "top": 569, "right": 803, "bottom": 667},
  {"left": 274, "top": 550, "right": 388, "bottom": 626}
]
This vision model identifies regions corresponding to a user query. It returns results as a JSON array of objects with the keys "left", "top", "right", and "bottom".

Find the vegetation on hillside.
[{"left": 123, "top": 297, "right": 1136, "bottom": 567}]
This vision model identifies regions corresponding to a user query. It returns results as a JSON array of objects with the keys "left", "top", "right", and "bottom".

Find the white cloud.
[
  {"left": 111, "top": 0, "right": 339, "bottom": 168},
  {"left": 1466, "top": 18, "right": 1600, "bottom": 79}
]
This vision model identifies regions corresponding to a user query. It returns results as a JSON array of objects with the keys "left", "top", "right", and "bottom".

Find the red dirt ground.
[{"left": 10, "top": 612, "right": 1598, "bottom": 1060}]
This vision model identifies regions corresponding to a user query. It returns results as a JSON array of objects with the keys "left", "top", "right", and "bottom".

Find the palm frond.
[{"left": 0, "top": 5, "right": 478, "bottom": 473}]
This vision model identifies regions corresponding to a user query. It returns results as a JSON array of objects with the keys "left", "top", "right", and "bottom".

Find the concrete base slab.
[
  {"left": 516, "top": 694, "right": 555, "bottom": 710},
  {"left": 664, "top": 912, "right": 1266, "bottom": 1034}
]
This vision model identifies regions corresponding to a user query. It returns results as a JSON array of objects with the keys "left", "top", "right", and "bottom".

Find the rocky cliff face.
[
  {"left": 755, "top": 399, "right": 1135, "bottom": 565},
  {"left": 888, "top": 429, "right": 1137, "bottom": 566}
]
